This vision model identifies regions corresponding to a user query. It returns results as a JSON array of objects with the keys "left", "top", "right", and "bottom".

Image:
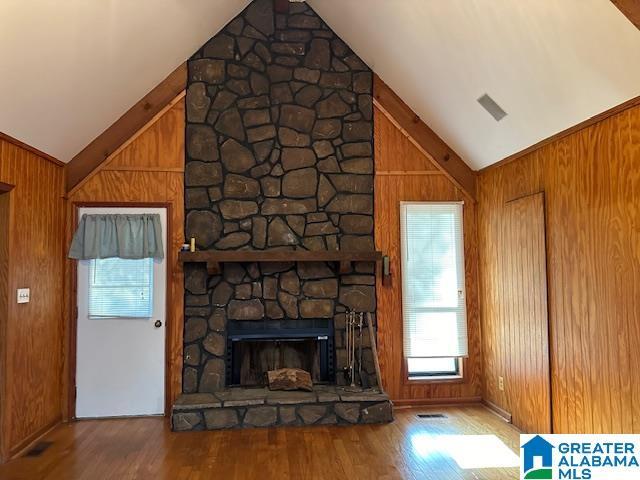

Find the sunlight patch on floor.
[{"left": 410, "top": 434, "right": 520, "bottom": 469}]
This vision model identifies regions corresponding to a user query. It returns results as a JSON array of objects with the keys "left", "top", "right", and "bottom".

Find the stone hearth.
[{"left": 172, "top": 386, "right": 392, "bottom": 430}]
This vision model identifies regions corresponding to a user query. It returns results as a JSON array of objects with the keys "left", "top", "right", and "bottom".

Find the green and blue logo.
[{"left": 521, "top": 435, "right": 554, "bottom": 479}]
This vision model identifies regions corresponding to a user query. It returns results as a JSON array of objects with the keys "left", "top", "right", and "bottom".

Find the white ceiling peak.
[{"left": 1, "top": 0, "right": 639, "bottom": 168}]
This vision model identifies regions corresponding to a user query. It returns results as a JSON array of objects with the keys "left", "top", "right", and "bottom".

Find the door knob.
[{"left": 154, "top": 320, "right": 163, "bottom": 328}]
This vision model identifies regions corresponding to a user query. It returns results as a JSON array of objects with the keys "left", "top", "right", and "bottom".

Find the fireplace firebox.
[{"left": 226, "top": 319, "right": 335, "bottom": 386}]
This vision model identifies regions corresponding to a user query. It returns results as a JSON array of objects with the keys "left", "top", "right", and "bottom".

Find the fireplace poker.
[
  {"left": 346, "top": 310, "right": 350, "bottom": 383},
  {"left": 358, "top": 312, "right": 363, "bottom": 385},
  {"left": 366, "top": 312, "right": 384, "bottom": 393},
  {"left": 350, "top": 310, "right": 356, "bottom": 387},
  {"left": 344, "top": 310, "right": 351, "bottom": 385}
]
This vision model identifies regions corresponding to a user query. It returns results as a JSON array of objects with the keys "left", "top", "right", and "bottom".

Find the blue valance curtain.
[{"left": 68, "top": 214, "right": 164, "bottom": 260}]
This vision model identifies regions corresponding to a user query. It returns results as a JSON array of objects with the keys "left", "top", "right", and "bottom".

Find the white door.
[{"left": 76, "top": 207, "right": 167, "bottom": 418}]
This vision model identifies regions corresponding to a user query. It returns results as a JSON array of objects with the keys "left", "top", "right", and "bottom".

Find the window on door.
[
  {"left": 88, "top": 257, "right": 154, "bottom": 318},
  {"left": 400, "top": 202, "right": 468, "bottom": 379}
]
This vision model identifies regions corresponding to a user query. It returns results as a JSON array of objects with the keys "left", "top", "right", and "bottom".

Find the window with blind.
[
  {"left": 400, "top": 202, "right": 468, "bottom": 378},
  {"left": 88, "top": 257, "right": 154, "bottom": 318}
]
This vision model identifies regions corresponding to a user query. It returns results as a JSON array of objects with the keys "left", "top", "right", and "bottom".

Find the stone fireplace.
[{"left": 173, "top": 0, "right": 392, "bottom": 430}]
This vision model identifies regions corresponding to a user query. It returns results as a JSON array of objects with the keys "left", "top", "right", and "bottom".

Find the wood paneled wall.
[
  {"left": 65, "top": 98, "right": 185, "bottom": 415},
  {"left": 479, "top": 104, "right": 640, "bottom": 433},
  {"left": 0, "top": 191, "right": 10, "bottom": 460},
  {"left": 0, "top": 139, "right": 65, "bottom": 460},
  {"left": 374, "top": 106, "right": 482, "bottom": 404}
]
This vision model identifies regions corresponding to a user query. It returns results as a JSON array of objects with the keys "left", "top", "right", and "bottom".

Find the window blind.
[
  {"left": 400, "top": 202, "right": 468, "bottom": 358},
  {"left": 88, "top": 257, "right": 154, "bottom": 318}
]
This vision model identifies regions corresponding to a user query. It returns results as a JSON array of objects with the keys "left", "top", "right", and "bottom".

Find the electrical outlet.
[
  {"left": 17, "top": 288, "right": 30, "bottom": 304},
  {"left": 498, "top": 376, "right": 504, "bottom": 391}
]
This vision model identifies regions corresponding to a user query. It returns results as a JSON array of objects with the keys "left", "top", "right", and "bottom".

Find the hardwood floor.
[{"left": 0, "top": 406, "right": 521, "bottom": 480}]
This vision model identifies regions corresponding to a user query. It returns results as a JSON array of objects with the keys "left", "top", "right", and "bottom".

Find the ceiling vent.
[{"left": 477, "top": 94, "right": 507, "bottom": 121}]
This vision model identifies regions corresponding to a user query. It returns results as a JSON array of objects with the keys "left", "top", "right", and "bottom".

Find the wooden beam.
[
  {"left": 373, "top": 75, "right": 477, "bottom": 201},
  {"left": 67, "top": 92, "right": 185, "bottom": 198},
  {"left": 274, "top": 0, "right": 289, "bottom": 14},
  {"left": 179, "top": 250, "right": 383, "bottom": 263},
  {"left": 0, "top": 132, "right": 63, "bottom": 167},
  {"left": 180, "top": 249, "right": 383, "bottom": 277},
  {"left": 65, "top": 62, "right": 187, "bottom": 192},
  {"left": 481, "top": 94, "right": 640, "bottom": 174},
  {"left": 611, "top": 0, "right": 640, "bottom": 29}
]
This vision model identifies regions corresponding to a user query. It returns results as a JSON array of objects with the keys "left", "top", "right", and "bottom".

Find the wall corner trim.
[
  {"left": 0, "top": 132, "right": 63, "bottom": 167},
  {"left": 482, "top": 399, "right": 513, "bottom": 423},
  {"left": 481, "top": 94, "right": 640, "bottom": 175},
  {"left": 611, "top": 0, "right": 640, "bottom": 29}
]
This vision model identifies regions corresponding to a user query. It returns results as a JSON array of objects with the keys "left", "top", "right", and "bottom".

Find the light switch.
[{"left": 17, "top": 288, "right": 30, "bottom": 304}]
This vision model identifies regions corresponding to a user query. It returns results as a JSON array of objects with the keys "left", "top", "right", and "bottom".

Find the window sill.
[{"left": 405, "top": 375, "right": 464, "bottom": 385}]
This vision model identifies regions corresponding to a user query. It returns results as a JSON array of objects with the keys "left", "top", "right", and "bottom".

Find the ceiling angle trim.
[
  {"left": 373, "top": 74, "right": 477, "bottom": 201},
  {"left": 65, "top": 62, "right": 187, "bottom": 192}
]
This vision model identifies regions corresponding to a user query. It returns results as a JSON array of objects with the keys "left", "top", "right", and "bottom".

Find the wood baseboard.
[
  {"left": 482, "top": 399, "right": 512, "bottom": 423},
  {"left": 6, "top": 417, "right": 61, "bottom": 463},
  {"left": 392, "top": 396, "right": 482, "bottom": 408}
]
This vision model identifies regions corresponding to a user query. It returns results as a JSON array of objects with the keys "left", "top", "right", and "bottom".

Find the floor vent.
[
  {"left": 26, "top": 441, "right": 53, "bottom": 457},
  {"left": 417, "top": 413, "right": 447, "bottom": 419}
]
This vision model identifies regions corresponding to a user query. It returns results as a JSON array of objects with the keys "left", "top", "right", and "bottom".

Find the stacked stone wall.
[{"left": 182, "top": 0, "right": 376, "bottom": 392}]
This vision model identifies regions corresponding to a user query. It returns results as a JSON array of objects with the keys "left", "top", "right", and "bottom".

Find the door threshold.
[{"left": 75, "top": 413, "right": 166, "bottom": 421}]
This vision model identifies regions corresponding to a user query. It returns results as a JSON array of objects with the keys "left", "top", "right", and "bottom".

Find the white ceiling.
[
  {"left": 309, "top": 0, "right": 640, "bottom": 169},
  {"left": 1, "top": 0, "right": 639, "bottom": 169},
  {"left": 0, "top": 0, "right": 250, "bottom": 162}
]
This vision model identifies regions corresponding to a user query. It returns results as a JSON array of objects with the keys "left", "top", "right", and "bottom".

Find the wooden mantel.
[{"left": 179, "top": 250, "right": 383, "bottom": 275}]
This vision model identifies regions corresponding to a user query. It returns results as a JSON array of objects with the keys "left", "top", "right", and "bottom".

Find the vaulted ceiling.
[{"left": 1, "top": 0, "right": 639, "bottom": 169}]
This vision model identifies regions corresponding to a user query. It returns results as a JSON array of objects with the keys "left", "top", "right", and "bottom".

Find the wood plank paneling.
[
  {"left": 501, "top": 193, "right": 551, "bottom": 433},
  {"left": 0, "top": 191, "right": 10, "bottom": 460},
  {"left": 479, "top": 103, "right": 640, "bottom": 433},
  {"left": 375, "top": 103, "right": 441, "bottom": 173},
  {"left": 65, "top": 98, "right": 185, "bottom": 415},
  {"left": 0, "top": 140, "right": 65, "bottom": 460},
  {"left": 374, "top": 106, "right": 482, "bottom": 403}
]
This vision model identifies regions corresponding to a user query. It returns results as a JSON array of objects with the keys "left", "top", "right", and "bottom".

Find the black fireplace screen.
[{"left": 226, "top": 319, "right": 334, "bottom": 386}]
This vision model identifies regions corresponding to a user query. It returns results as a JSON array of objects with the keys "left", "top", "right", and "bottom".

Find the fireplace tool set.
[
  {"left": 344, "top": 310, "right": 364, "bottom": 388},
  {"left": 344, "top": 311, "right": 385, "bottom": 392}
]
